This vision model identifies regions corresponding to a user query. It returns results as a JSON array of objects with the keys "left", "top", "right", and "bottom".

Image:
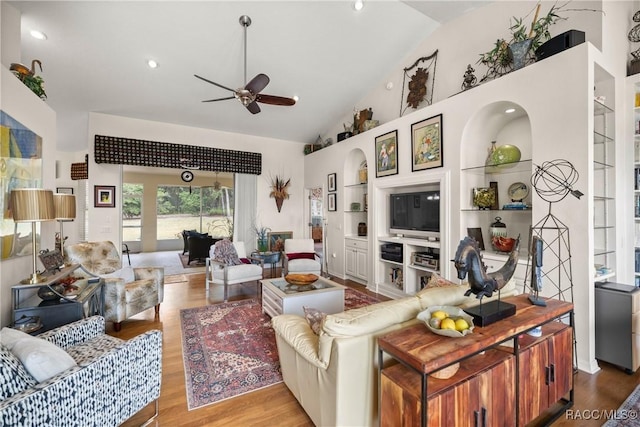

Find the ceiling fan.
[{"left": 194, "top": 15, "right": 296, "bottom": 114}]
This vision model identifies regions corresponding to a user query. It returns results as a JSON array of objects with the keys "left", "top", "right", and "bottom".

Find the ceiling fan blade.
[
  {"left": 256, "top": 94, "right": 296, "bottom": 106},
  {"left": 194, "top": 74, "right": 235, "bottom": 93},
  {"left": 246, "top": 101, "right": 261, "bottom": 114},
  {"left": 202, "top": 96, "right": 236, "bottom": 103},
  {"left": 245, "top": 73, "right": 270, "bottom": 94}
]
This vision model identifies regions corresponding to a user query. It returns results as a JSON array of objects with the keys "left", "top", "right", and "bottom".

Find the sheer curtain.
[{"left": 234, "top": 173, "right": 257, "bottom": 250}]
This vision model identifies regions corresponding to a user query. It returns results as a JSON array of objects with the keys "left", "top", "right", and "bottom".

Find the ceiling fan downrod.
[{"left": 239, "top": 15, "right": 251, "bottom": 86}]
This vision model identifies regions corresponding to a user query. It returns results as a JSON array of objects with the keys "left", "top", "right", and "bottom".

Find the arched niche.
[
  {"left": 343, "top": 148, "right": 367, "bottom": 186},
  {"left": 459, "top": 100, "right": 533, "bottom": 256},
  {"left": 342, "top": 147, "right": 368, "bottom": 239},
  {"left": 461, "top": 101, "right": 532, "bottom": 169}
]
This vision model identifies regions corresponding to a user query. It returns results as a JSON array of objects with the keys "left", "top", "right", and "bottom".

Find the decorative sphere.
[{"left": 489, "top": 144, "right": 521, "bottom": 166}]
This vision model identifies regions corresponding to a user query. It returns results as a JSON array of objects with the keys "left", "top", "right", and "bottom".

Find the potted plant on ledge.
[{"left": 478, "top": 2, "right": 566, "bottom": 81}]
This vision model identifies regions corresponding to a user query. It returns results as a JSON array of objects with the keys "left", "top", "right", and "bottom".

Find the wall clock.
[{"left": 181, "top": 170, "right": 194, "bottom": 183}]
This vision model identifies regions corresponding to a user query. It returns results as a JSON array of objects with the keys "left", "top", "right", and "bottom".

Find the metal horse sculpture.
[{"left": 452, "top": 235, "right": 520, "bottom": 300}]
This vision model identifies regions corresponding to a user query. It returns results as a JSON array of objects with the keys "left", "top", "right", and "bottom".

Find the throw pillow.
[
  {"left": 0, "top": 344, "right": 37, "bottom": 400},
  {"left": 212, "top": 239, "right": 242, "bottom": 266},
  {"left": 303, "top": 306, "right": 326, "bottom": 335},
  {"left": 287, "top": 252, "right": 316, "bottom": 260},
  {"left": 0, "top": 327, "right": 77, "bottom": 382},
  {"left": 424, "top": 273, "right": 458, "bottom": 289}
]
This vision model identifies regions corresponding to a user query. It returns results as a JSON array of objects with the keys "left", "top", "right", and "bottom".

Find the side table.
[
  {"left": 250, "top": 251, "right": 282, "bottom": 278},
  {"left": 11, "top": 264, "right": 105, "bottom": 334}
]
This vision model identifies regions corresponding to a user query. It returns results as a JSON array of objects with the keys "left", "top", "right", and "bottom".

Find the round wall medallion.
[
  {"left": 508, "top": 182, "right": 529, "bottom": 202},
  {"left": 181, "top": 170, "right": 194, "bottom": 182}
]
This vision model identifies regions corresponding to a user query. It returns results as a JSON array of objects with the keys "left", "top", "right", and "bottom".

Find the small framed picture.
[
  {"left": 94, "top": 185, "right": 116, "bottom": 208},
  {"left": 411, "top": 114, "right": 443, "bottom": 171},
  {"left": 467, "top": 227, "right": 486, "bottom": 251},
  {"left": 328, "top": 193, "right": 337, "bottom": 212},
  {"left": 267, "top": 231, "right": 293, "bottom": 252},
  {"left": 375, "top": 130, "right": 398, "bottom": 178},
  {"left": 56, "top": 187, "right": 73, "bottom": 195},
  {"left": 328, "top": 173, "right": 337, "bottom": 192}
]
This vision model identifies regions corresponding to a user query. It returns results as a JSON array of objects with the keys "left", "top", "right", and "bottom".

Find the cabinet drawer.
[{"left": 345, "top": 238, "right": 367, "bottom": 250}]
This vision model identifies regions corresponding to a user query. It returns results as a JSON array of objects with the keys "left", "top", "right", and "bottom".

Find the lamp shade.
[
  {"left": 53, "top": 193, "right": 76, "bottom": 221},
  {"left": 10, "top": 189, "right": 55, "bottom": 222}
]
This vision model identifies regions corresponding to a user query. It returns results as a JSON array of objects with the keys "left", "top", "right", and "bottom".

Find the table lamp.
[
  {"left": 53, "top": 193, "right": 76, "bottom": 259},
  {"left": 10, "top": 189, "right": 55, "bottom": 284}
]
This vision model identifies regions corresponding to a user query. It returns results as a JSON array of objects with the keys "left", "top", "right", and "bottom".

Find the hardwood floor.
[{"left": 114, "top": 273, "right": 638, "bottom": 426}]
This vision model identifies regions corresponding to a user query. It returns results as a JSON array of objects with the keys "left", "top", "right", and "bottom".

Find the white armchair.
[
  {"left": 283, "top": 238, "right": 322, "bottom": 276},
  {"left": 205, "top": 241, "right": 264, "bottom": 302}
]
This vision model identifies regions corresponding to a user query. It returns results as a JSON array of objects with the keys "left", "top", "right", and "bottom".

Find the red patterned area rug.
[{"left": 180, "top": 287, "right": 380, "bottom": 410}]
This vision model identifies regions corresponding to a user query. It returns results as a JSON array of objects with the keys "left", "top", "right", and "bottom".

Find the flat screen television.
[{"left": 389, "top": 190, "right": 440, "bottom": 239}]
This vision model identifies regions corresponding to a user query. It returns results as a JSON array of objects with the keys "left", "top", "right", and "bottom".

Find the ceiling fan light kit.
[{"left": 194, "top": 15, "right": 296, "bottom": 115}]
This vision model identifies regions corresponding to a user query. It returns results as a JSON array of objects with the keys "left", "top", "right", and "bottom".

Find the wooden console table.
[{"left": 378, "top": 295, "right": 574, "bottom": 427}]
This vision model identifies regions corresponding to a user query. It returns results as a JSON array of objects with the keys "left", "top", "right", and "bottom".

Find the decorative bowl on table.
[
  {"left": 284, "top": 273, "right": 319, "bottom": 286},
  {"left": 417, "top": 305, "right": 474, "bottom": 338}
]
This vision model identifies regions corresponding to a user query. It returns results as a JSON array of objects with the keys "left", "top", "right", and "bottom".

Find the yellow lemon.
[
  {"left": 431, "top": 310, "right": 448, "bottom": 320},
  {"left": 440, "top": 318, "right": 456, "bottom": 330},
  {"left": 455, "top": 318, "right": 470, "bottom": 332}
]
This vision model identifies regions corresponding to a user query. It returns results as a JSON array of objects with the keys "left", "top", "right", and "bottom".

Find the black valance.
[{"left": 94, "top": 134, "right": 262, "bottom": 175}]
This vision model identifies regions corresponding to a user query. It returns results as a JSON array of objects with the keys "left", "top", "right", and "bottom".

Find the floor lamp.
[
  {"left": 10, "top": 189, "right": 55, "bottom": 284},
  {"left": 53, "top": 193, "right": 76, "bottom": 259}
]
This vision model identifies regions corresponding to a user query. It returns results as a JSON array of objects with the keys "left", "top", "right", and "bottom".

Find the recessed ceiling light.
[
  {"left": 353, "top": 0, "right": 364, "bottom": 11},
  {"left": 147, "top": 59, "right": 158, "bottom": 69},
  {"left": 30, "top": 30, "right": 47, "bottom": 40},
  {"left": 505, "top": 108, "right": 516, "bottom": 114},
  {"left": 293, "top": 95, "right": 299, "bottom": 102}
]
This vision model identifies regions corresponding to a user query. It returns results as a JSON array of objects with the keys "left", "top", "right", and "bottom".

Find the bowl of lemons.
[{"left": 417, "top": 305, "right": 474, "bottom": 338}]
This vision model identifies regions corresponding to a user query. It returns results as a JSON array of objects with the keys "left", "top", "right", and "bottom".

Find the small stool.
[{"left": 122, "top": 243, "right": 131, "bottom": 266}]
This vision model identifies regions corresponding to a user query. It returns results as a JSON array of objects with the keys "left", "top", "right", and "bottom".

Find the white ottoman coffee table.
[{"left": 261, "top": 276, "right": 346, "bottom": 317}]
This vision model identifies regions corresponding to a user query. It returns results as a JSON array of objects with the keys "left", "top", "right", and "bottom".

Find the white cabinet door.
[
  {"left": 345, "top": 247, "right": 357, "bottom": 277},
  {"left": 356, "top": 249, "right": 368, "bottom": 280}
]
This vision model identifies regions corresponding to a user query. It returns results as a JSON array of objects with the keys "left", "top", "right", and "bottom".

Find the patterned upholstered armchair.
[
  {"left": 0, "top": 316, "right": 162, "bottom": 426},
  {"left": 64, "top": 241, "right": 164, "bottom": 331}
]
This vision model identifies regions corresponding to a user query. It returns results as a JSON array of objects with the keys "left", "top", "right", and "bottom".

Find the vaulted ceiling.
[{"left": 9, "top": 1, "right": 488, "bottom": 152}]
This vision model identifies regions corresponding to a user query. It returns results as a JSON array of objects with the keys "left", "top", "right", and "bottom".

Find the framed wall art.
[
  {"left": 1, "top": 110, "right": 43, "bottom": 260},
  {"left": 94, "top": 185, "right": 116, "bottom": 208},
  {"left": 467, "top": 227, "right": 486, "bottom": 251},
  {"left": 328, "top": 193, "right": 337, "bottom": 212},
  {"left": 375, "top": 130, "right": 398, "bottom": 178},
  {"left": 267, "top": 231, "right": 293, "bottom": 252},
  {"left": 411, "top": 114, "right": 443, "bottom": 171},
  {"left": 328, "top": 173, "right": 337, "bottom": 192}
]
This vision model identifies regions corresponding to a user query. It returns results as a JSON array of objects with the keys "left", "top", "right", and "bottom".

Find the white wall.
[
  {"left": 83, "top": 113, "right": 306, "bottom": 251},
  {"left": 321, "top": 0, "right": 605, "bottom": 143},
  {"left": 0, "top": 66, "right": 57, "bottom": 327}
]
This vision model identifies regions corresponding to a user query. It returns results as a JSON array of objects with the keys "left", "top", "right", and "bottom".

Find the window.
[
  {"left": 122, "top": 183, "right": 143, "bottom": 241},
  {"left": 156, "top": 185, "right": 234, "bottom": 240}
]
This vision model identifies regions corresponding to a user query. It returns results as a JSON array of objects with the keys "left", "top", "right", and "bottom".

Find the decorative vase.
[
  {"left": 509, "top": 39, "right": 533, "bottom": 70},
  {"left": 274, "top": 196, "right": 284, "bottom": 212},
  {"left": 489, "top": 217, "right": 507, "bottom": 251},
  {"left": 487, "top": 144, "right": 521, "bottom": 170},
  {"left": 257, "top": 237, "right": 268, "bottom": 253}
]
